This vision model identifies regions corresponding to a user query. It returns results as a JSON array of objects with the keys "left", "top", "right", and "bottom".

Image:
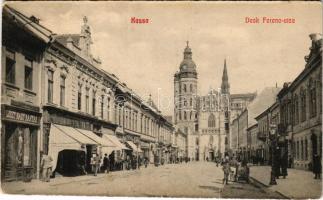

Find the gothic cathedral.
[{"left": 174, "top": 42, "right": 256, "bottom": 161}]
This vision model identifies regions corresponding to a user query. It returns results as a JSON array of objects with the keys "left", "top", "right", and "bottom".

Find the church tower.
[
  {"left": 220, "top": 59, "right": 231, "bottom": 155},
  {"left": 174, "top": 42, "right": 199, "bottom": 160}
]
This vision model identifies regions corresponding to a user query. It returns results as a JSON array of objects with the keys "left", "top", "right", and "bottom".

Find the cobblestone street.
[{"left": 2, "top": 162, "right": 289, "bottom": 198}]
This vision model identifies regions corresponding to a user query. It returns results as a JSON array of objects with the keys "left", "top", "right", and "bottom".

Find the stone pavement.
[
  {"left": 1, "top": 162, "right": 224, "bottom": 197},
  {"left": 249, "top": 166, "right": 322, "bottom": 199}
]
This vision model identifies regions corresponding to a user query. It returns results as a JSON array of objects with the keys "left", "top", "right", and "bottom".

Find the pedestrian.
[
  {"left": 103, "top": 153, "right": 110, "bottom": 173},
  {"left": 144, "top": 157, "right": 148, "bottom": 168},
  {"left": 92, "top": 153, "right": 100, "bottom": 176},
  {"left": 79, "top": 153, "right": 87, "bottom": 175},
  {"left": 313, "top": 154, "right": 321, "bottom": 179},
  {"left": 41, "top": 152, "right": 53, "bottom": 182},
  {"left": 222, "top": 161, "right": 230, "bottom": 185}
]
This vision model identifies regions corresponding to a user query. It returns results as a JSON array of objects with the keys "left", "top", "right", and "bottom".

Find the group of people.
[{"left": 221, "top": 156, "right": 250, "bottom": 185}]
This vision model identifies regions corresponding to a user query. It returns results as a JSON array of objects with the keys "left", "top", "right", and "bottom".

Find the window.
[
  {"left": 301, "top": 140, "right": 304, "bottom": 160},
  {"left": 78, "top": 85, "right": 82, "bottom": 110},
  {"left": 101, "top": 95, "right": 104, "bottom": 119},
  {"left": 208, "top": 113, "right": 216, "bottom": 127},
  {"left": 190, "top": 98, "right": 193, "bottom": 106},
  {"left": 305, "top": 138, "right": 308, "bottom": 160},
  {"left": 24, "top": 58, "right": 33, "bottom": 90},
  {"left": 190, "top": 111, "right": 192, "bottom": 120},
  {"left": 125, "top": 110, "right": 128, "bottom": 129},
  {"left": 184, "top": 111, "right": 187, "bottom": 120},
  {"left": 92, "top": 91, "right": 96, "bottom": 116},
  {"left": 300, "top": 88, "right": 306, "bottom": 122},
  {"left": 296, "top": 141, "right": 299, "bottom": 159},
  {"left": 5, "top": 50, "right": 15, "bottom": 84},
  {"left": 294, "top": 94, "right": 299, "bottom": 125},
  {"left": 309, "top": 79, "right": 317, "bottom": 118},
  {"left": 107, "top": 97, "right": 110, "bottom": 121},
  {"left": 60, "top": 76, "right": 66, "bottom": 106},
  {"left": 183, "top": 84, "right": 187, "bottom": 93},
  {"left": 190, "top": 84, "right": 193, "bottom": 92},
  {"left": 47, "top": 70, "right": 54, "bottom": 103},
  {"left": 85, "top": 88, "right": 89, "bottom": 113}
]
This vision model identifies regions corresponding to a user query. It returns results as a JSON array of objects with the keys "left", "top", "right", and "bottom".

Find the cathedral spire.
[{"left": 221, "top": 59, "right": 230, "bottom": 94}]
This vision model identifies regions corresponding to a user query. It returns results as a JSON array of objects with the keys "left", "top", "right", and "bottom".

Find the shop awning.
[
  {"left": 49, "top": 124, "right": 98, "bottom": 171},
  {"left": 75, "top": 128, "right": 115, "bottom": 147},
  {"left": 103, "top": 134, "right": 129, "bottom": 150},
  {"left": 54, "top": 124, "right": 97, "bottom": 145},
  {"left": 126, "top": 141, "right": 143, "bottom": 153}
]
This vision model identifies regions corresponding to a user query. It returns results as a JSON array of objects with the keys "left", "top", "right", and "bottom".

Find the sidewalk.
[
  {"left": 1, "top": 166, "right": 150, "bottom": 194},
  {"left": 249, "top": 166, "right": 322, "bottom": 199}
]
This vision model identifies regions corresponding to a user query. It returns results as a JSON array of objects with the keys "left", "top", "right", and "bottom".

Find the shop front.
[{"left": 1, "top": 104, "right": 41, "bottom": 182}]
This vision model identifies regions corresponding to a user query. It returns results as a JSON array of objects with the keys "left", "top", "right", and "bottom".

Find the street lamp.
[{"left": 269, "top": 124, "right": 277, "bottom": 185}]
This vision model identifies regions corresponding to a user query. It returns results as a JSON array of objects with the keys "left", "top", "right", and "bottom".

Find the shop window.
[
  {"left": 47, "top": 70, "right": 54, "bottom": 103},
  {"left": 60, "top": 75, "right": 66, "bottom": 106},
  {"left": 5, "top": 50, "right": 16, "bottom": 84},
  {"left": 24, "top": 58, "right": 33, "bottom": 90}
]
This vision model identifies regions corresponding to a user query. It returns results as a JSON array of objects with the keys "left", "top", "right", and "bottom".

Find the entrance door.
[{"left": 3, "top": 124, "right": 20, "bottom": 181}]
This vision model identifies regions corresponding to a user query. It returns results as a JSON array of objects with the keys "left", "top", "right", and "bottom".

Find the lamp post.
[{"left": 269, "top": 124, "right": 277, "bottom": 185}]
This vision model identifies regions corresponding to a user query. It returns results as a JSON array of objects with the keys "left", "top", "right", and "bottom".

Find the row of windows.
[
  {"left": 294, "top": 139, "right": 308, "bottom": 161},
  {"left": 177, "top": 111, "right": 197, "bottom": 121},
  {"left": 5, "top": 50, "right": 33, "bottom": 90},
  {"left": 283, "top": 79, "right": 321, "bottom": 126},
  {"left": 179, "top": 83, "right": 195, "bottom": 93}
]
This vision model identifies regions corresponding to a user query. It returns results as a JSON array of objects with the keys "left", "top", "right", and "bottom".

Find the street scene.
[{"left": 1, "top": 2, "right": 322, "bottom": 199}]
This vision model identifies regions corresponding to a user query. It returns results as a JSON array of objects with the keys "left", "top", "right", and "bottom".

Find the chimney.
[{"left": 66, "top": 37, "right": 74, "bottom": 50}]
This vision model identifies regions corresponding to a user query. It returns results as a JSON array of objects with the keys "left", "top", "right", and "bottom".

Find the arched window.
[
  {"left": 208, "top": 113, "right": 216, "bottom": 127},
  {"left": 309, "top": 78, "right": 317, "bottom": 118},
  {"left": 300, "top": 87, "right": 306, "bottom": 122},
  {"left": 293, "top": 94, "right": 299, "bottom": 125},
  {"left": 184, "top": 111, "right": 187, "bottom": 120}
]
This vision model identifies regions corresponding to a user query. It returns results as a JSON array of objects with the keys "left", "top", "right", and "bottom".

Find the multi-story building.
[
  {"left": 1, "top": 6, "right": 176, "bottom": 181},
  {"left": 173, "top": 44, "right": 256, "bottom": 161},
  {"left": 231, "top": 87, "right": 281, "bottom": 161},
  {"left": 278, "top": 33, "right": 322, "bottom": 170},
  {"left": 1, "top": 6, "right": 51, "bottom": 181}
]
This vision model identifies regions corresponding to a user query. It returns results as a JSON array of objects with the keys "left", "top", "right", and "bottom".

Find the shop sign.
[{"left": 2, "top": 106, "right": 40, "bottom": 125}]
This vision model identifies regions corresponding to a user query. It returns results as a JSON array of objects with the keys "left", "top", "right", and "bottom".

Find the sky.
[{"left": 7, "top": 2, "right": 322, "bottom": 116}]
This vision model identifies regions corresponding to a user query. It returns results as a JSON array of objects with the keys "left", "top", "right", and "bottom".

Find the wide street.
[{"left": 2, "top": 162, "right": 283, "bottom": 198}]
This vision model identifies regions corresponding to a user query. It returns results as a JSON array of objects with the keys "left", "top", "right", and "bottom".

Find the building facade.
[
  {"left": 1, "top": 6, "right": 176, "bottom": 181},
  {"left": 278, "top": 33, "right": 322, "bottom": 170},
  {"left": 173, "top": 44, "right": 256, "bottom": 161},
  {"left": 1, "top": 6, "right": 51, "bottom": 181}
]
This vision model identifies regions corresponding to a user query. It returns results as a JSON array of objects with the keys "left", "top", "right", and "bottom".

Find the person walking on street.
[
  {"left": 92, "top": 153, "right": 100, "bottom": 176},
  {"left": 313, "top": 154, "right": 322, "bottom": 179},
  {"left": 222, "top": 160, "right": 231, "bottom": 185},
  {"left": 41, "top": 152, "right": 53, "bottom": 182},
  {"left": 103, "top": 153, "right": 110, "bottom": 173}
]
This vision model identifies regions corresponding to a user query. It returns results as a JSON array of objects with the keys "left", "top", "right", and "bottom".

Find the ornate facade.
[{"left": 174, "top": 44, "right": 256, "bottom": 161}]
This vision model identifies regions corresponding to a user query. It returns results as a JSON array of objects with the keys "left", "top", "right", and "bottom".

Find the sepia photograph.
[{"left": 0, "top": 1, "right": 322, "bottom": 199}]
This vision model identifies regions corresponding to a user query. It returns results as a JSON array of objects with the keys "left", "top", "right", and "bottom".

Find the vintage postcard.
[{"left": 1, "top": 1, "right": 322, "bottom": 199}]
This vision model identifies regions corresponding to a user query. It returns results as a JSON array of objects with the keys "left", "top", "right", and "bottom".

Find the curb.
[{"left": 249, "top": 176, "right": 290, "bottom": 199}]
